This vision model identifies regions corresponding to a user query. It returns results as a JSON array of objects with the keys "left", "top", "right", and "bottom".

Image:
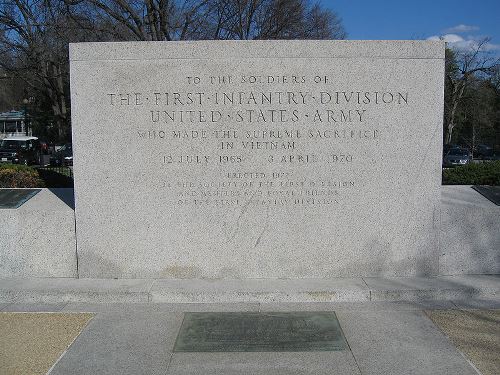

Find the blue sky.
[{"left": 323, "top": 0, "right": 500, "bottom": 51}]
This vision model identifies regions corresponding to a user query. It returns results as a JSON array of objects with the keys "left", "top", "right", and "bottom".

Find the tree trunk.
[{"left": 445, "top": 80, "right": 466, "bottom": 144}]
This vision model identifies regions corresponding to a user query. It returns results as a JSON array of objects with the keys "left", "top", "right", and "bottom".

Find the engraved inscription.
[{"left": 106, "top": 74, "right": 410, "bottom": 207}]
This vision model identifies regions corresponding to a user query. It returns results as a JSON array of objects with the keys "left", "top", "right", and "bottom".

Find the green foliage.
[
  {"left": 0, "top": 164, "right": 44, "bottom": 188},
  {"left": 443, "top": 161, "right": 500, "bottom": 185}
]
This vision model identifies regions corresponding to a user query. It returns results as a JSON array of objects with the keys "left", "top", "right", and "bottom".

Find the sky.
[{"left": 322, "top": 0, "right": 500, "bottom": 52}]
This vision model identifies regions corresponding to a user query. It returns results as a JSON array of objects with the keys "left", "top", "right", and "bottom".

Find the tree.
[
  {"left": 444, "top": 39, "right": 500, "bottom": 145},
  {"left": 1, "top": 0, "right": 345, "bottom": 141},
  {"left": 455, "top": 78, "right": 499, "bottom": 153},
  {"left": 205, "top": 0, "right": 345, "bottom": 40},
  {"left": 0, "top": 59, "right": 27, "bottom": 112},
  {"left": 63, "top": 0, "right": 345, "bottom": 41},
  {"left": 0, "top": 0, "right": 73, "bottom": 140},
  {"left": 62, "top": 0, "right": 210, "bottom": 41},
  {"left": 0, "top": 0, "right": 123, "bottom": 141}
]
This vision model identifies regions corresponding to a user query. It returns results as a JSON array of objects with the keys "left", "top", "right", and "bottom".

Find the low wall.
[
  {"left": 0, "top": 186, "right": 498, "bottom": 278},
  {"left": 439, "top": 186, "right": 500, "bottom": 275},
  {"left": 0, "top": 188, "right": 77, "bottom": 278}
]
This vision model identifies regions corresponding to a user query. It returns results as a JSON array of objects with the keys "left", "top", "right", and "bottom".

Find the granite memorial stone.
[{"left": 70, "top": 40, "right": 445, "bottom": 278}]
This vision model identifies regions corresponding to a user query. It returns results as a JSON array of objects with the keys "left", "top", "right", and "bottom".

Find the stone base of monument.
[
  {"left": 0, "top": 186, "right": 498, "bottom": 306},
  {"left": 1, "top": 186, "right": 498, "bottom": 281},
  {"left": 0, "top": 275, "right": 498, "bottom": 304}
]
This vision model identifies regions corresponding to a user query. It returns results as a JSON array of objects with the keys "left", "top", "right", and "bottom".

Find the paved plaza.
[{"left": 1, "top": 297, "right": 499, "bottom": 375}]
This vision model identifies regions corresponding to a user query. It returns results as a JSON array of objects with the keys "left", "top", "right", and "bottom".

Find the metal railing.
[
  {"left": 38, "top": 165, "right": 73, "bottom": 178},
  {"left": 36, "top": 166, "right": 73, "bottom": 187}
]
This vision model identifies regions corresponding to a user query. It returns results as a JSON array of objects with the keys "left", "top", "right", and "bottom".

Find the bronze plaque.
[
  {"left": 472, "top": 185, "right": 500, "bottom": 206},
  {"left": 174, "top": 312, "right": 347, "bottom": 352},
  {"left": 0, "top": 189, "right": 40, "bottom": 209}
]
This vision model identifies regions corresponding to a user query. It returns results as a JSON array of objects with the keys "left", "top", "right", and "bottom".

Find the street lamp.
[
  {"left": 23, "top": 98, "right": 29, "bottom": 136},
  {"left": 22, "top": 97, "right": 34, "bottom": 136}
]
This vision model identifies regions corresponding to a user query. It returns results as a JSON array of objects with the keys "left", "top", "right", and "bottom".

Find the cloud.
[
  {"left": 427, "top": 34, "right": 500, "bottom": 51},
  {"left": 443, "top": 24, "right": 479, "bottom": 34},
  {"left": 428, "top": 34, "right": 463, "bottom": 43}
]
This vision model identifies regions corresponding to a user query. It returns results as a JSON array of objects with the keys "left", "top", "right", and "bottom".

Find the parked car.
[
  {"left": 443, "top": 144, "right": 460, "bottom": 156},
  {"left": 475, "top": 144, "right": 494, "bottom": 159},
  {"left": 483, "top": 150, "right": 500, "bottom": 161},
  {"left": 443, "top": 148, "right": 471, "bottom": 167},
  {"left": 50, "top": 143, "right": 73, "bottom": 166},
  {"left": 0, "top": 136, "right": 41, "bottom": 165}
]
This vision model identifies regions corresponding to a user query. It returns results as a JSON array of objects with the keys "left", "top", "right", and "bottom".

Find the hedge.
[
  {"left": 442, "top": 161, "right": 500, "bottom": 185},
  {"left": 0, "top": 164, "right": 44, "bottom": 188}
]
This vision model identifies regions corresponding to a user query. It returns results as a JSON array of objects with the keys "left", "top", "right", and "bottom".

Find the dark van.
[{"left": 0, "top": 136, "right": 41, "bottom": 165}]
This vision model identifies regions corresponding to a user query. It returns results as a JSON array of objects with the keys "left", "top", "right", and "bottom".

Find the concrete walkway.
[
  {"left": 1, "top": 298, "right": 499, "bottom": 375},
  {"left": 1, "top": 276, "right": 499, "bottom": 374}
]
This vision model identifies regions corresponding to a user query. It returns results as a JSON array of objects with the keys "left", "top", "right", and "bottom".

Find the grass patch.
[
  {"left": 0, "top": 313, "right": 94, "bottom": 375},
  {"left": 426, "top": 309, "right": 500, "bottom": 375}
]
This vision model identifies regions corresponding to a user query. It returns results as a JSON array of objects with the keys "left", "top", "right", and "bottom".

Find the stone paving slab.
[
  {"left": 259, "top": 300, "right": 457, "bottom": 312},
  {"left": 167, "top": 351, "right": 361, "bottom": 375},
  {"left": 336, "top": 310, "right": 479, "bottom": 375},
  {"left": 426, "top": 309, "right": 500, "bottom": 375},
  {"left": 62, "top": 302, "right": 261, "bottom": 313},
  {"left": 49, "top": 311, "right": 183, "bottom": 375},
  {"left": 0, "top": 312, "right": 93, "bottom": 375},
  {"left": 2, "top": 302, "right": 67, "bottom": 312},
  {"left": 0, "top": 302, "right": 11, "bottom": 311},
  {"left": 60, "top": 299, "right": 500, "bottom": 315}
]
